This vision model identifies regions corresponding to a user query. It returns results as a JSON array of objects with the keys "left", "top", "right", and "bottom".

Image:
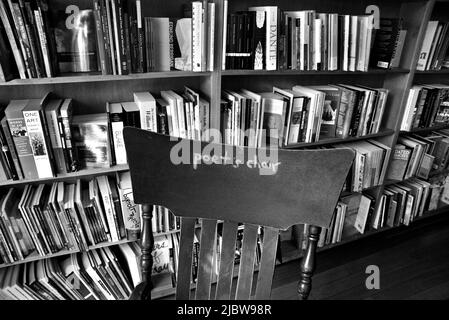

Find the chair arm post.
[
  {"left": 298, "top": 225, "right": 321, "bottom": 300},
  {"left": 130, "top": 204, "right": 154, "bottom": 300},
  {"left": 141, "top": 204, "right": 154, "bottom": 284}
]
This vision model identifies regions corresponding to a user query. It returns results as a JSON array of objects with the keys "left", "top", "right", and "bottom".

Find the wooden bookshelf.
[
  {"left": 221, "top": 68, "right": 410, "bottom": 77},
  {"left": 0, "top": 71, "right": 212, "bottom": 86},
  {"left": 283, "top": 130, "right": 395, "bottom": 149},
  {"left": 1, "top": 0, "right": 449, "bottom": 300}
]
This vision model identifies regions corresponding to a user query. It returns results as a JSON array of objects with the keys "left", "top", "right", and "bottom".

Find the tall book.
[
  {"left": 44, "top": 99, "right": 66, "bottom": 175},
  {"left": 248, "top": 6, "right": 277, "bottom": 70},
  {"left": 116, "top": 171, "right": 140, "bottom": 241},
  {"left": 96, "top": 176, "right": 119, "bottom": 242},
  {"left": 22, "top": 96, "right": 55, "bottom": 178},
  {"left": 417, "top": 21, "right": 439, "bottom": 71},
  {"left": 134, "top": 92, "right": 157, "bottom": 132},
  {"left": 108, "top": 103, "right": 126, "bottom": 165},
  {"left": 4, "top": 99, "right": 39, "bottom": 179},
  {"left": 59, "top": 99, "right": 79, "bottom": 173}
]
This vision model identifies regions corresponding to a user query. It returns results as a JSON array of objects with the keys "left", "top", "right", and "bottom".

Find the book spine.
[
  {"left": 98, "top": 180, "right": 119, "bottom": 242},
  {"left": 36, "top": 0, "right": 58, "bottom": 75},
  {"left": 266, "top": 8, "right": 277, "bottom": 70},
  {"left": 6, "top": 114, "right": 39, "bottom": 180},
  {"left": 93, "top": 0, "right": 107, "bottom": 75},
  {"left": 105, "top": 0, "right": 117, "bottom": 75},
  {"left": 135, "top": 0, "right": 145, "bottom": 73},
  {"left": 1, "top": 119, "right": 22, "bottom": 179},
  {"left": 60, "top": 111, "right": 78, "bottom": 173},
  {"left": 207, "top": 2, "right": 215, "bottom": 72},
  {"left": 22, "top": 110, "right": 54, "bottom": 178},
  {"left": 221, "top": 0, "right": 228, "bottom": 70},
  {"left": 192, "top": 1, "right": 203, "bottom": 72},
  {"left": 201, "top": 0, "right": 208, "bottom": 72},
  {"left": 100, "top": 0, "right": 113, "bottom": 74},
  {"left": 0, "top": 226, "right": 13, "bottom": 262},
  {"left": 33, "top": 10, "right": 51, "bottom": 77},
  {"left": 124, "top": 10, "right": 132, "bottom": 73},
  {"left": 110, "top": 110, "right": 126, "bottom": 164},
  {"left": 45, "top": 109, "right": 67, "bottom": 175},
  {"left": 117, "top": 0, "right": 128, "bottom": 74}
]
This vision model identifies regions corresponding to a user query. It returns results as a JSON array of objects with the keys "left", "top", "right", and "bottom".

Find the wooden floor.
[{"left": 271, "top": 212, "right": 449, "bottom": 300}]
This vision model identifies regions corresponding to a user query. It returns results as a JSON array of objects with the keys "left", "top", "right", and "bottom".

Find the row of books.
[
  {"left": 417, "top": 20, "right": 449, "bottom": 71},
  {"left": 221, "top": 84, "right": 388, "bottom": 147},
  {"left": 340, "top": 140, "right": 391, "bottom": 193},
  {"left": 0, "top": 0, "right": 215, "bottom": 81},
  {"left": 222, "top": 4, "right": 407, "bottom": 72},
  {"left": 400, "top": 84, "right": 449, "bottom": 132},
  {"left": 0, "top": 86, "right": 210, "bottom": 182},
  {"left": 151, "top": 223, "right": 264, "bottom": 290},
  {"left": 386, "top": 131, "right": 449, "bottom": 182},
  {"left": 151, "top": 206, "right": 180, "bottom": 235},
  {"left": 0, "top": 243, "right": 141, "bottom": 300},
  {"left": 0, "top": 173, "right": 141, "bottom": 265}
]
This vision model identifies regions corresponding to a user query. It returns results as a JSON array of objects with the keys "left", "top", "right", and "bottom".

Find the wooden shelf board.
[
  {"left": 283, "top": 130, "right": 395, "bottom": 149},
  {"left": 0, "top": 71, "right": 211, "bottom": 86},
  {"left": 0, "top": 239, "right": 137, "bottom": 269},
  {"left": 221, "top": 68, "right": 410, "bottom": 76},
  {"left": 400, "top": 124, "right": 449, "bottom": 134},
  {"left": 0, "top": 165, "right": 129, "bottom": 187},
  {"left": 415, "top": 69, "right": 449, "bottom": 74}
]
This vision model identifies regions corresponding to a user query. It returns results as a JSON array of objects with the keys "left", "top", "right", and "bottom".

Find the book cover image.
[
  {"left": 72, "top": 115, "right": 110, "bottom": 169},
  {"left": 53, "top": 9, "right": 99, "bottom": 73}
]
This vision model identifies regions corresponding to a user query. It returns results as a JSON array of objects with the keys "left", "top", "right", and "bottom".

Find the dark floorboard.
[{"left": 271, "top": 212, "right": 449, "bottom": 300}]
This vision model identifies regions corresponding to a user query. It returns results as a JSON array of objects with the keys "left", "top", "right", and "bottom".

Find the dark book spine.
[
  {"left": 144, "top": 17, "right": 151, "bottom": 72},
  {"left": 93, "top": 0, "right": 107, "bottom": 75},
  {"left": 349, "top": 92, "right": 364, "bottom": 137},
  {"left": 136, "top": 1, "right": 145, "bottom": 73},
  {"left": 106, "top": 108, "right": 117, "bottom": 167},
  {"left": 36, "top": 0, "right": 58, "bottom": 75},
  {"left": 229, "top": 14, "right": 237, "bottom": 69},
  {"left": 123, "top": 10, "right": 132, "bottom": 73},
  {"left": 56, "top": 116, "right": 71, "bottom": 173},
  {"left": 237, "top": 13, "right": 245, "bottom": 70},
  {"left": 157, "top": 105, "right": 169, "bottom": 135},
  {"left": 59, "top": 115, "right": 78, "bottom": 172},
  {"left": 128, "top": 4, "right": 138, "bottom": 73},
  {"left": 1, "top": 118, "right": 23, "bottom": 179},
  {"left": 0, "top": 124, "right": 18, "bottom": 180},
  {"left": 169, "top": 20, "right": 175, "bottom": 70},
  {"left": 116, "top": 0, "right": 128, "bottom": 74},
  {"left": 100, "top": 0, "right": 113, "bottom": 74}
]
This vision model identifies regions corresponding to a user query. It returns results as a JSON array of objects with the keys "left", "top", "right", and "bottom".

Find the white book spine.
[
  {"left": 111, "top": 0, "right": 122, "bottom": 75},
  {"left": 134, "top": 93, "right": 157, "bottom": 132},
  {"left": 111, "top": 119, "right": 126, "bottom": 164},
  {"left": 207, "top": 2, "right": 215, "bottom": 72},
  {"left": 222, "top": 0, "right": 228, "bottom": 70},
  {"left": 33, "top": 11, "right": 51, "bottom": 77},
  {"left": 23, "top": 110, "right": 53, "bottom": 178},
  {"left": 343, "top": 15, "right": 350, "bottom": 71},
  {"left": 349, "top": 16, "right": 358, "bottom": 71},
  {"left": 417, "top": 21, "right": 438, "bottom": 71},
  {"left": 288, "top": 98, "right": 303, "bottom": 144},
  {"left": 106, "top": 0, "right": 117, "bottom": 75},
  {"left": 97, "top": 177, "right": 119, "bottom": 242},
  {"left": 314, "top": 18, "right": 321, "bottom": 70},
  {"left": 192, "top": 2, "right": 203, "bottom": 72},
  {"left": 249, "top": 7, "right": 277, "bottom": 70}
]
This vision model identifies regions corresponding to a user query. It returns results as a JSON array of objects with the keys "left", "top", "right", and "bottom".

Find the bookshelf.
[{"left": 1, "top": 0, "right": 449, "bottom": 300}]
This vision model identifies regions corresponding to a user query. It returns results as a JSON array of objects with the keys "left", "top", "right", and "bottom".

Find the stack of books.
[
  {"left": 338, "top": 140, "right": 391, "bottom": 192},
  {"left": 0, "top": 243, "right": 140, "bottom": 300},
  {"left": 401, "top": 85, "right": 449, "bottom": 131},
  {"left": 152, "top": 206, "right": 180, "bottom": 235},
  {"left": 387, "top": 130, "right": 449, "bottom": 182},
  {"left": 417, "top": 20, "right": 449, "bottom": 71},
  {"left": 0, "top": 0, "right": 215, "bottom": 81},
  {"left": 0, "top": 173, "right": 140, "bottom": 265},
  {"left": 221, "top": 85, "right": 388, "bottom": 147}
]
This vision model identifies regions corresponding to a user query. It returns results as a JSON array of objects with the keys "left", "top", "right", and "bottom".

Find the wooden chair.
[{"left": 123, "top": 128, "right": 354, "bottom": 300}]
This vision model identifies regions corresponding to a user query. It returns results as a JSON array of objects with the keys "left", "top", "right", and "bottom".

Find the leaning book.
[{"left": 71, "top": 114, "right": 112, "bottom": 169}]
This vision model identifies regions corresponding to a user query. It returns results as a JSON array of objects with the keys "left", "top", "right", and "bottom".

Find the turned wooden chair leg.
[
  {"left": 130, "top": 204, "right": 153, "bottom": 300},
  {"left": 298, "top": 225, "right": 321, "bottom": 300}
]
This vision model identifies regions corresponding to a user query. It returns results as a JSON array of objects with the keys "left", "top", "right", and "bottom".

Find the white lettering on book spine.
[{"left": 23, "top": 111, "right": 53, "bottom": 178}]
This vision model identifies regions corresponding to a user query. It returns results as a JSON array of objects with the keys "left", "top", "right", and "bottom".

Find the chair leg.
[
  {"left": 298, "top": 225, "right": 321, "bottom": 300},
  {"left": 130, "top": 204, "right": 154, "bottom": 300}
]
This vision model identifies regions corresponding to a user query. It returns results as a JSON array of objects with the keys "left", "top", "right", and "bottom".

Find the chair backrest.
[{"left": 124, "top": 128, "right": 355, "bottom": 300}]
